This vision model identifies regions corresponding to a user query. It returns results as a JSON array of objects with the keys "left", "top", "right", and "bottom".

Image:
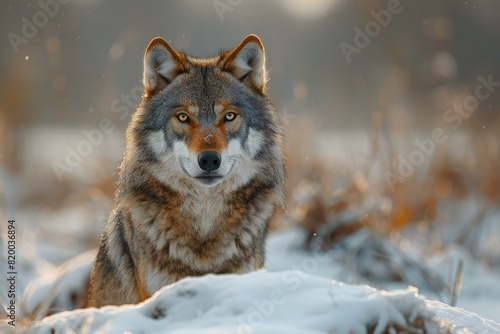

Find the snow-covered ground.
[
  {"left": 22, "top": 271, "right": 430, "bottom": 334},
  {"left": 266, "top": 228, "right": 500, "bottom": 324},
  {"left": 1, "top": 128, "right": 499, "bottom": 333},
  {"left": 2, "top": 227, "right": 497, "bottom": 333},
  {"left": 18, "top": 269, "right": 500, "bottom": 334}
]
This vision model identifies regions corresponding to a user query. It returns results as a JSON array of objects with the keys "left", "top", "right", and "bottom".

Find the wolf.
[{"left": 87, "top": 34, "right": 286, "bottom": 307}]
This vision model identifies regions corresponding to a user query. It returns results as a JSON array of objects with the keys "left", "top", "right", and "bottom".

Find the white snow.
[
  {"left": 22, "top": 251, "right": 95, "bottom": 318},
  {"left": 21, "top": 270, "right": 500, "bottom": 334},
  {"left": 25, "top": 270, "right": 433, "bottom": 334},
  {"left": 266, "top": 227, "right": 500, "bottom": 324},
  {"left": 10, "top": 228, "right": 500, "bottom": 333},
  {"left": 426, "top": 300, "right": 500, "bottom": 334}
]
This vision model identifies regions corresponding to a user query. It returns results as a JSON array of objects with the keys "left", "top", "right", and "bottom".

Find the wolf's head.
[{"left": 124, "top": 35, "right": 285, "bottom": 206}]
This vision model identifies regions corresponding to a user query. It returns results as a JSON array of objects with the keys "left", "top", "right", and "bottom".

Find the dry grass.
[
  {"left": 280, "top": 113, "right": 500, "bottom": 301},
  {"left": 284, "top": 113, "right": 499, "bottom": 236}
]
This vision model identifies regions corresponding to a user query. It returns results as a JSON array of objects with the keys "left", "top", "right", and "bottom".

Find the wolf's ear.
[
  {"left": 143, "top": 37, "right": 189, "bottom": 97},
  {"left": 222, "top": 35, "right": 267, "bottom": 93}
]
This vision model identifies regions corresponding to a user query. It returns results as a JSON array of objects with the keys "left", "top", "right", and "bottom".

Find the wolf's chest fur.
[{"left": 122, "top": 174, "right": 274, "bottom": 295}]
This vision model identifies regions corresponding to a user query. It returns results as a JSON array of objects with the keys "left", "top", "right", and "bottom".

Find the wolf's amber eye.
[
  {"left": 225, "top": 112, "right": 236, "bottom": 122},
  {"left": 177, "top": 113, "right": 189, "bottom": 123}
]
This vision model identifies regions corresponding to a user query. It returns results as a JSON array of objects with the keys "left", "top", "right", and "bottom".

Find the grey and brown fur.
[{"left": 87, "top": 35, "right": 286, "bottom": 307}]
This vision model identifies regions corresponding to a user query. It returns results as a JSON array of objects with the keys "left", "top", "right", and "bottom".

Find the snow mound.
[
  {"left": 426, "top": 300, "right": 500, "bottom": 334},
  {"left": 22, "top": 251, "right": 95, "bottom": 318},
  {"left": 26, "top": 270, "right": 436, "bottom": 334}
]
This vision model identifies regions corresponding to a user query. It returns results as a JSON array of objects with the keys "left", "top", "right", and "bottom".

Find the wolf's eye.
[
  {"left": 177, "top": 113, "right": 189, "bottom": 123},
  {"left": 225, "top": 112, "right": 236, "bottom": 122}
]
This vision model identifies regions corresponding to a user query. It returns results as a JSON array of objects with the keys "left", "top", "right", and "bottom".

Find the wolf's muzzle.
[{"left": 198, "top": 151, "right": 221, "bottom": 172}]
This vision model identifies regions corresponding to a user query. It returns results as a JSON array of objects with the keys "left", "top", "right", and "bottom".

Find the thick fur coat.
[{"left": 87, "top": 35, "right": 285, "bottom": 307}]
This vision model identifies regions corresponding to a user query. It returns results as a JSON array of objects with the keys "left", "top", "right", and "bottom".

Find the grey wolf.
[{"left": 87, "top": 34, "right": 286, "bottom": 307}]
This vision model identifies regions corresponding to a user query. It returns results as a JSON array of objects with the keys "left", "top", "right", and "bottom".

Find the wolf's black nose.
[{"left": 198, "top": 151, "right": 221, "bottom": 171}]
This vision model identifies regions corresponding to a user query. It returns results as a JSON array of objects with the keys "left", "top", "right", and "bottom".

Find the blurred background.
[{"left": 0, "top": 0, "right": 499, "bottom": 323}]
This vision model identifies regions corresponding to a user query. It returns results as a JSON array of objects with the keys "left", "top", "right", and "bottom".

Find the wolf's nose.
[{"left": 198, "top": 151, "right": 221, "bottom": 171}]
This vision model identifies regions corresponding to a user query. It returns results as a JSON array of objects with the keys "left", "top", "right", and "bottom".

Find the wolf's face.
[{"left": 128, "top": 35, "right": 284, "bottom": 196}]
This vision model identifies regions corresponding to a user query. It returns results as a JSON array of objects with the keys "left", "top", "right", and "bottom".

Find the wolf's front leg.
[{"left": 87, "top": 228, "right": 142, "bottom": 307}]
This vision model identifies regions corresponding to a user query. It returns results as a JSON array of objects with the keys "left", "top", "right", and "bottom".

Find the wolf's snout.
[{"left": 198, "top": 151, "right": 221, "bottom": 171}]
